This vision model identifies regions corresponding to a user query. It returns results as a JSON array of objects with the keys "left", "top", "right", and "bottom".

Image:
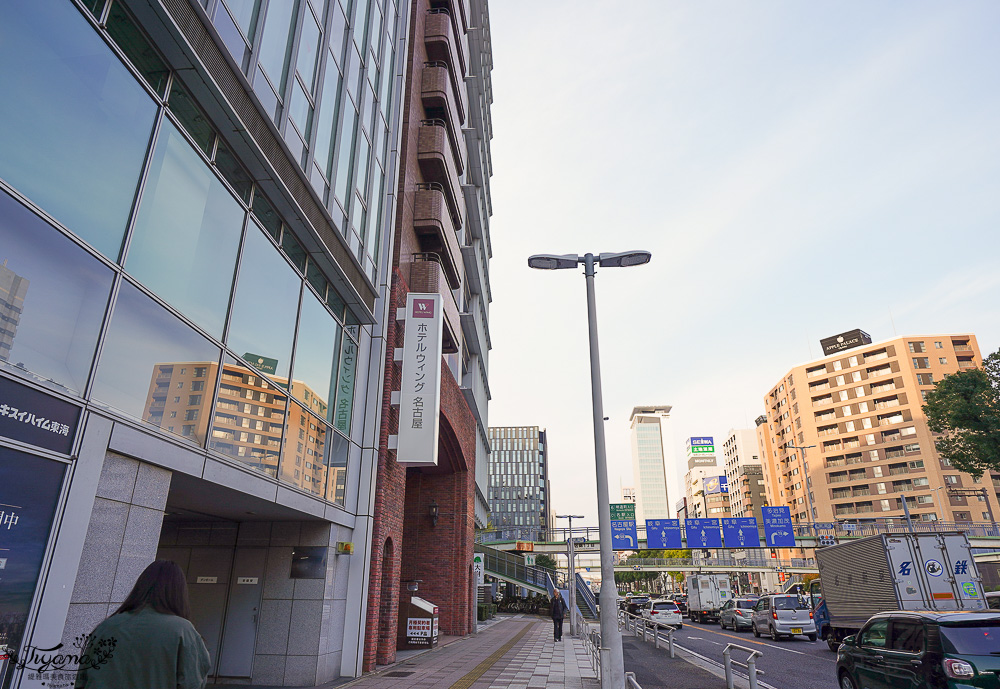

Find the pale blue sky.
[{"left": 485, "top": 1, "right": 1000, "bottom": 526}]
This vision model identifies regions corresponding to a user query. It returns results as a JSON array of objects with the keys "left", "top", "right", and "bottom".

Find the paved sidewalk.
[{"left": 340, "top": 615, "right": 599, "bottom": 689}]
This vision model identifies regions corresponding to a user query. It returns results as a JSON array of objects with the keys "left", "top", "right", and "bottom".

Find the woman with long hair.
[{"left": 75, "top": 560, "right": 211, "bottom": 689}]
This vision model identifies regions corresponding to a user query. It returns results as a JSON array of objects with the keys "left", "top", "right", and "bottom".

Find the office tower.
[
  {"left": 629, "top": 405, "right": 676, "bottom": 521},
  {"left": 722, "top": 428, "right": 767, "bottom": 519},
  {"left": 0, "top": 0, "right": 417, "bottom": 684},
  {"left": 760, "top": 331, "right": 1000, "bottom": 525},
  {"left": 485, "top": 427, "right": 551, "bottom": 541}
]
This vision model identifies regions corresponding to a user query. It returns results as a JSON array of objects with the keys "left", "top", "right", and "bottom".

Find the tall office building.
[
  {"left": 722, "top": 428, "right": 766, "bottom": 519},
  {"left": 363, "top": 0, "right": 494, "bottom": 670},
  {"left": 0, "top": 260, "right": 27, "bottom": 363},
  {"left": 485, "top": 427, "right": 551, "bottom": 541},
  {"left": 629, "top": 405, "right": 676, "bottom": 521},
  {"left": 0, "top": 0, "right": 418, "bottom": 685},
  {"left": 760, "top": 332, "right": 1000, "bottom": 525}
]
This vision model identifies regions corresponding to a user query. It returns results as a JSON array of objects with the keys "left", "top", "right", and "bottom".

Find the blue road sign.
[
  {"left": 645, "top": 519, "right": 682, "bottom": 549},
  {"left": 762, "top": 506, "right": 796, "bottom": 546},
  {"left": 721, "top": 517, "right": 760, "bottom": 548},
  {"left": 684, "top": 519, "right": 723, "bottom": 548},
  {"left": 611, "top": 519, "right": 638, "bottom": 550}
]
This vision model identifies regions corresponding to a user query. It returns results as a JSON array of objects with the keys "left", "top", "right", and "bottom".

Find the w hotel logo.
[{"left": 412, "top": 298, "right": 435, "bottom": 318}]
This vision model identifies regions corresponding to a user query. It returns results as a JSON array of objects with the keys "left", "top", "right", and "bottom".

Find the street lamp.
[
  {"left": 785, "top": 444, "right": 818, "bottom": 528},
  {"left": 529, "top": 250, "right": 651, "bottom": 689},
  {"left": 557, "top": 514, "right": 585, "bottom": 637},
  {"left": 948, "top": 487, "right": 998, "bottom": 534}
]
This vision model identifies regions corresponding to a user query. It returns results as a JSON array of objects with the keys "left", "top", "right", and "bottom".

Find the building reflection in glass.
[
  {"left": 0, "top": 259, "right": 27, "bottom": 362},
  {"left": 143, "top": 360, "right": 216, "bottom": 447}
]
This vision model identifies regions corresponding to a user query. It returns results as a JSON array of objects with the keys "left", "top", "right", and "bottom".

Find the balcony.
[
  {"left": 424, "top": 9, "right": 466, "bottom": 86},
  {"left": 418, "top": 120, "right": 463, "bottom": 226},
  {"left": 421, "top": 63, "right": 465, "bottom": 173},
  {"left": 410, "top": 254, "right": 462, "bottom": 355},
  {"left": 958, "top": 360, "right": 976, "bottom": 369},
  {"left": 953, "top": 343, "right": 973, "bottom": 351},
  {"left": 413, "top": 184, "right": 462, "bottom": 289}
]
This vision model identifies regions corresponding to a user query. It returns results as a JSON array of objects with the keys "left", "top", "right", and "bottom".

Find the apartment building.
[
  {"left": 629, "top": 405, "right": 676, "bottom": 521},
  {"left": 485, "top": 427, "right": 552, "bottom": 541},
  {"left": 722, "top": 428, "right": 767, "bottom": 519},
  {"left": 761, "top": 332, "right": 1000, "bottom": 525}
]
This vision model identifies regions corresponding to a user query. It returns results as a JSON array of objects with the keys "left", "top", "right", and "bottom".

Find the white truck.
[
  {"left": 686, "top": 573, "right": 731, "bottom": 623},
  {"left": 812, "top": 531, "right": 988, "bottom": 650}
]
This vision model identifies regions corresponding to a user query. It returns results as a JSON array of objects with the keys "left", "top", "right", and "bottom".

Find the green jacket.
[{"left": 75, "top": 607, "right": 211, "bottom": 689}]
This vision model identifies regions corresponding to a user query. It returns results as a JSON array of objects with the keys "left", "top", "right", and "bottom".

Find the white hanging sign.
[{"left": 397, "top": 293, "right": 443, "bottom": 466}]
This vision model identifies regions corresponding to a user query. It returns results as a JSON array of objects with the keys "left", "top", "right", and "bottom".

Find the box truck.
[
  {"left": 811, "top": 532, "right": 987, "bottom": 651},
  {"left": 686, "top": 573, "right": 731, "bottom": 623}
]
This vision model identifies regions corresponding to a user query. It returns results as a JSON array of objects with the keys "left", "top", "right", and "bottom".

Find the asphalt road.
[{"left": 622, "top": 616, "right": 840, "bottom": 689}]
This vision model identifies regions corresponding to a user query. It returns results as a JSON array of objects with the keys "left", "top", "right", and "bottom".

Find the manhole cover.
[{"left": 385, "top": 671, "right": 414, "bottom": 677}]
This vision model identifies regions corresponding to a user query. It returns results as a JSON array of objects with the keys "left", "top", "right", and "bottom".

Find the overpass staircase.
[{"left": 475, "top": 542, "right": 563, "bottom": 594}]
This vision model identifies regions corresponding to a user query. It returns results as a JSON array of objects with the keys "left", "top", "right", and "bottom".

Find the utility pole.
[{"left": 557, "top": 514, "right": 584, "bottom": 637}]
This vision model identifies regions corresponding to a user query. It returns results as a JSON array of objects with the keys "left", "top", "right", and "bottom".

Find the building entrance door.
[{"left": 216, "top": 547, "right": 266, "bottom": 677}]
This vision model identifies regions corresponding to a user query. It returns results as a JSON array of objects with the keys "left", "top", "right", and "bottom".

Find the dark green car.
[{"left": 836, "top": 610, "right": 1000, "bottom": 689}]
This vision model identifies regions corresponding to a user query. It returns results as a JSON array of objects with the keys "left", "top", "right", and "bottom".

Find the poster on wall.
[{"left": 0, "top": 448, "right": 66, "bottom": 689}]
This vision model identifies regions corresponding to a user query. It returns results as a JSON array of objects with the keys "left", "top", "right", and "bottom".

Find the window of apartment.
[
  {"left": 836, "top": 375, "right": 846, "bottom": 386},
  {"left": 866, "top": 434, "right": 876, "bottom": 445},
  {"left": 845, "top": 421, "right": 856, "bottom": 432},
  {"left": 873, "top": 466, "right": 883, "bottom": 477},
  {"left": 939, "top": 357, "right": 947, "bottom": 365},
  {"left": 852, "top": 371, "right": 862, "bottom": 382},
  {"left": 842, "top": 405, "right": 853, "bottom": 416},
  {"left": 876, "top": 482, "right": 887, "bottom": 494},
  {"left": 858, "top": 402, "right": 869, "bottom": 413},
  {"left": 849, "top": 356, "right": 858, "bottom": 367},
  {"left": 913, "top": 477, "right": 929, "bottom": 487},
  {"left": 839, "top": 390, "right": 849, "bottom": 401},
  {"left": 880, "top": 499, "right": 891, "bottom": 511},
  {"left": 855, "top": 386, "right": 865, "bottom": 397},
  {"left": 916, "top": 373, "right": 935, "bottom": 385},
  {"left": 833, "top": 360, "right": 843, "bottom": 371},
  {"left": 912, "top": 357, "right": 930, "bottom": 369},
  {"left": 908, "top": 342, "right": 925, "bottom": 353},
  {"left": 908, "top": 460, "right": 924, "bottom": 470},
  {"left": 934, "top": 341, "right": 943, "bottom": 349}
]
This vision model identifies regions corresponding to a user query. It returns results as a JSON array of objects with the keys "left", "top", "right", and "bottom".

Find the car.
[
  {"left": 626, "top": 596, "right": 650, "bottom": 616},
  {"left": 751, "top": 593, "right": 817, "bottom": 641},
  {"left": 719, "top": 598, "right": 757, "bottom": 631},
  {"left": 835, "top": 610, "right": 1000, "bottom": 689},
  {"left": 641, "top": 600, "right": 683, "bottom": 629},
  {"left": 986, "top": 591, "right": 1000, "bottom": 610},
  {"left": 671, "top": 594, "right": 688, "bottom": 616}
]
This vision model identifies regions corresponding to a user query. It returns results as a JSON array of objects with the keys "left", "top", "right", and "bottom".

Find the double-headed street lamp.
[
  {"left": 529, "top": 250, "right": 651, "bottom": 689},
  {"left": 556, "top": 514, "right": 585, "bottom": 637}
]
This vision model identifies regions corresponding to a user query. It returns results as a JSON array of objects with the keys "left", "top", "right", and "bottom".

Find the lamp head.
[
  {"left": 527, "top": 253, "right": 581, "bottom": 270},
  {"left": 597, "top": 250, "right": 652, "bottom": 268}
]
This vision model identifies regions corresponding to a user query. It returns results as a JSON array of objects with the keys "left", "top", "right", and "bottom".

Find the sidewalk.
[{"left": 338, "top": 614, "right": 599, "bottom": 689}]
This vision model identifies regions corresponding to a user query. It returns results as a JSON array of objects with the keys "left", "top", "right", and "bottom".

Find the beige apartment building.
[{"left": 761, "top": 333, "right": 1000, "bottom": 526}]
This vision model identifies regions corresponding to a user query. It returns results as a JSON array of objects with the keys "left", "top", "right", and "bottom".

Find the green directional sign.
[{"left": 610, "top": 503, "right": 635, "bottom": 520}]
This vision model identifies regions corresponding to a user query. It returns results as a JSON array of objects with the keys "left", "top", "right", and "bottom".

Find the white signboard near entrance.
[
  {"left": 397, "top": 293, "right": 443, "bottom": 466},
  {"left": 473, "top": 553, "right": 485, "bottom": 586}
]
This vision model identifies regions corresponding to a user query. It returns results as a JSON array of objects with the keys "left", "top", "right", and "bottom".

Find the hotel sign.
[
  {"left": 397, "top": 294, "right": 443, "bottom": 466},
  {"left": 820, "top": 329, "right": 872, "bottom": 355}
]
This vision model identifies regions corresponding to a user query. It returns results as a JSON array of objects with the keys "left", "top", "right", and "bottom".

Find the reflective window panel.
[
  {"left": 127, "top": 120, "right": 244, "bottom": 338},
  {"left": 92, "top": 280, "right": 220, "bottom": 446},
  {"left": 279, "top": 400, "right": 327, "bottom": 497},
  {"left": 290, "top": 291, "right": 342, "bottom": 424},
  {"left": 0, "top": 189, "right": 115, "bottom": 396},
  {"left": 210, "top": 356, "right": 286, "bottom": 478},
  {"left": 332, "top": 326, "right": 358, "bottom": 435},
  {"left": 326, "top": 430, "right": 348, "bottom": 507},
  {"left": 0, "top": 0, "right": 157, "bottom": 260},
  {"left": 226, "top": 220, "right": 301, "bottom": 381}
]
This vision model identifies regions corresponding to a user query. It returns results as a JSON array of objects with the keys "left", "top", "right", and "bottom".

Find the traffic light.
[{"left": 770, "top": 549, "right": 777, "bottom": 559}]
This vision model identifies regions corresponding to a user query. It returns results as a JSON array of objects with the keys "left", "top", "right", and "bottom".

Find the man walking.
[{"left": 550, "top": 589, "right": 569, "bottom": 641}]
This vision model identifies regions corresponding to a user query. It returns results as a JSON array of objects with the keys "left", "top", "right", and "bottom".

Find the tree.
[
  {"left": 535, "top": 554, "right": 558, "bottom": 570},
  {"left": 922, "top": 349, "right": 1000, "bottom": 477}
]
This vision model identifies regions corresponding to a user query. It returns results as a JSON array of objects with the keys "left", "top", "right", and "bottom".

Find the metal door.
[{"left": 216, "top": 547, "right": 266, "bottom": 677}]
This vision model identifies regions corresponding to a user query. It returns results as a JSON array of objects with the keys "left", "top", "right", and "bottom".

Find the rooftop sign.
[{"left": 820, "top": 329, "right": 872, "bottom": 355}]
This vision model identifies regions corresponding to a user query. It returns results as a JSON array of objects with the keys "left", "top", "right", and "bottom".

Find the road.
[{"left": 622, "top": 616, "right": 839, "bottom": 689}]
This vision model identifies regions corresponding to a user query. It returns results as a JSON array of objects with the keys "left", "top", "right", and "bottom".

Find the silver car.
[
  {"left": 718, "top": 598, "right": 757, "bottom": 631},
  {"left": 751, "top": 594, "right": 816, "bottom": 641}
]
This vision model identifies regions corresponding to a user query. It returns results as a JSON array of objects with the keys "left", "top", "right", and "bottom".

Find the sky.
[{"left": 484, "top": 1, "right": 1000, "bottom": 529}]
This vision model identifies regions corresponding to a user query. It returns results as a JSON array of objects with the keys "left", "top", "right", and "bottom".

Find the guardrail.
[
  {"left": 576, "top": 572, "right": 599, "bottom": 617},
  {"left": 625, "top": 671, "right": 643, "bottom": 689},
  {"left": 723, "top": 643, "right": 764, "bottom": 689},
  {"left": 618, "top": 609, "right": 676, "bottom": 658}
]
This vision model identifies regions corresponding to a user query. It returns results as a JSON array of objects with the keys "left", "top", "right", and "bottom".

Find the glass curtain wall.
[
  {"left": 0, "top": 0, "right": 381, "bottom": 506},
  {"left": 202, "top": 0, "right": 402, "bottom": 282}
]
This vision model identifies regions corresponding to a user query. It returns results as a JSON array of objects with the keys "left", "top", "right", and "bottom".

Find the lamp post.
[
  {"left": 529, "top": 250, "right": 651, "bottom": 689},
  {"left": 557, "top": 514, "right": 585, "bottom": 637},
  {"left": 930, "top": 486, "right": 947, "bottom": 521},
  {"left": 785, "top": 444, "right": 818, "bottom": 528},
  {"left": 948, "top": 487, "right": 998, "bottom": 534}
]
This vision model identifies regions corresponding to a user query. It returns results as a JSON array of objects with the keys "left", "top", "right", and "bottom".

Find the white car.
[{"left": 641, "top": 600, "right": 683, "bottom": 629}]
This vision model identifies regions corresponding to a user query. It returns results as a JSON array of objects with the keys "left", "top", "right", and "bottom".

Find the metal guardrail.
[
  {"left": 475, "top": 542, "right": 565, "bottom": 590},
  {"left": 625, "top": 671, "right": 643, "bottom": 689},
  {"left": 576, "top": 572, "right": 599, "bottom": 617},
  {"left": 619, "top": 609, "right": 676, "bottom": 658},
  {"left": 723, "top": 643, "right": 764, "bottom": 689}
]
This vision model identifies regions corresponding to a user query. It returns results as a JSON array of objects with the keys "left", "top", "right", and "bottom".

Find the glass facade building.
[
  {"left": 0, "top": 0, "right": 410, "bottom": 685},
  {"left": 629, "top": 406, "right": 676, "bottom": 522},
  {"left": 486, "top": 427, "right": 552, "bottom": 541}
]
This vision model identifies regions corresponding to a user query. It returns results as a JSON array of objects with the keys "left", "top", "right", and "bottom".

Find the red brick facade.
[{"left": 363, "top": 0, "right": 477, "bottom": 671}]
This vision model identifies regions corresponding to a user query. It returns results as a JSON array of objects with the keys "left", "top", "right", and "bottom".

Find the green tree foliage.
[
  {"left": 535, "top": 554, "right": 558, "bottom": 570},
  {"left": 922, "top": 349, "right": 1000, "bottom": 477}
]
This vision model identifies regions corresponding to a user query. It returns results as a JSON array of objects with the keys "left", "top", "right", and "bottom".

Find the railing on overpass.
[
  {"left": 615, "top": 556, "right": 817, "bottom": 572},
  {"left": 477, "top": 519, "right": 1000, "bottom": 546},
  {"left": 475, "top": 542, "right": 565, "bottom": 592},
  {"left": 575, "top": 572, "right": 599, "bottom": 618}
]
